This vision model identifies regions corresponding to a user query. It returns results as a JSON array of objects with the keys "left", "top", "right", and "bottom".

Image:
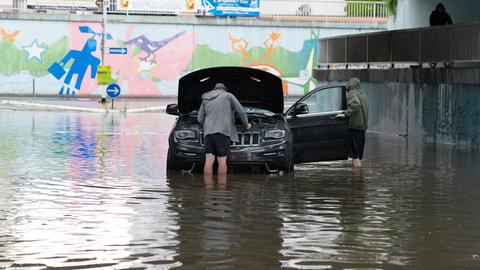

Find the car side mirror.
[
  {"left": 292, "top": 103, "right": 309, "bottom": 115},
  {"left": 166, "top": 104, "right": 179, "bottom": 115}
]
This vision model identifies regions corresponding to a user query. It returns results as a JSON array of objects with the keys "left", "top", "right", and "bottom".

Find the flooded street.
[{"left": 1, "top": 109, "right": 480, "bottom": 270}]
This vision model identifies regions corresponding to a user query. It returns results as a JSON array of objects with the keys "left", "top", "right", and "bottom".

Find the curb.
[{"left": 0, "top": 100, "right": 166, "bottom": 113}]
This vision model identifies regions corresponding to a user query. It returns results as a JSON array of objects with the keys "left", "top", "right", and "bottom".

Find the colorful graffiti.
[
  {"left": 125, "top": 31, "right": 185, "bottom": 63},
  {"left": 1, "top": 27, "right": 19, "bottom": 43},
  {"left": 0, "top": 18, "right": 324, "bottom": 96},
  {"left": 48, "top": 26, "right": 105, "bottom": 95}
]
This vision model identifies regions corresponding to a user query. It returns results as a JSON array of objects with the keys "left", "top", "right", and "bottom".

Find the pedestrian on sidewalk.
[
  {"left": 335, "top": 77, "right": 369, "bottom": 168},
  {"left": 197, "top": 83, "right": 251, "bottom": 175}
]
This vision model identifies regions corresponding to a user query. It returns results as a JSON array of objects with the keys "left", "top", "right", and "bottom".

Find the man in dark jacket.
[
  {"left": 335, "top": 78, "right": 369, "bottom": 168},
  {"left": 430, "top": 3, "right": 452, "bottom": 26},
  {"left": 198, "top": 83, "right": 251, "bottom": 175}
]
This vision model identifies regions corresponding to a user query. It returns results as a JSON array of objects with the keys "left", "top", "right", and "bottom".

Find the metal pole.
[
  {"left": 101, "top": 0, "right": 107, "bottom": 99},
  {"left": 32, "top": 77, "right": 36, "bottom": 98}
]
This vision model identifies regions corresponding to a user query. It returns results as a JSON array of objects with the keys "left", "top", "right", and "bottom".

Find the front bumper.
[{"left": 170, "top": 141, "right": 291, "bottom": 172}]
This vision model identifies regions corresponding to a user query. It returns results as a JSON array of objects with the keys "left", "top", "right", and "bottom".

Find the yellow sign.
[{"left": 97, "top": 65, "right": 111, "bottom": 85}]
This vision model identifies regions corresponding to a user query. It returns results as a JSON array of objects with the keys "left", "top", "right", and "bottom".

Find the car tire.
[
  {"left": 280, "top": 162, "right": 294, "bottom": 173},
  {"left": 166, "top": 148, "right": 181, "bottom": 171}
]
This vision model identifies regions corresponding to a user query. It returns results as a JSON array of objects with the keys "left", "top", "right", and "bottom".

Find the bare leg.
[
  {"left": 203, "top": 173, "right": 213, "bottom": 188},
  {"left": 353, "top": 159, "right": 362, "bottom": 168},
  {"left": 217, "top": 156, "right": 228, "bottom": 175},
  {"left": 218, "top": 173, "right": 227, "bottom": 189},
  {"left": 204, "top": 154, "right": 215, "bottom": 175}
]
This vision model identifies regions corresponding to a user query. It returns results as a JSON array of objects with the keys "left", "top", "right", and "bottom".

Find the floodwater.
[{"left": 1, "top": 109, "right": 480, "bottom": 270}]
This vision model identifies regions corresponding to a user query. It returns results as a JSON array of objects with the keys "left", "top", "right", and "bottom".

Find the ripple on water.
[{"left": 2, "top": 110, "right": 480, "bottom": 269}]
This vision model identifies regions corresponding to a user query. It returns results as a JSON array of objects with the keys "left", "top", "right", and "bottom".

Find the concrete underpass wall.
[
  {"left": 363, "top": 82, "right": 480, "bottom": 145},
  {"left": 391, "top": 0, "right": 480, "bottom": 30},
  {"left": 0, "top": 13, "right": 385, "bottom": 97}
]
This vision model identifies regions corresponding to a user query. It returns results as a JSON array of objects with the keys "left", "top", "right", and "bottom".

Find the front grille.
[{"left": 200, "top": 132, "right": 260, "bottom": 146}]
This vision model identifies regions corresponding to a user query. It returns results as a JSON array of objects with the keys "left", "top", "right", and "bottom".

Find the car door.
[{"left": 286, "top": 86, "right": 348, "bottom": 163}]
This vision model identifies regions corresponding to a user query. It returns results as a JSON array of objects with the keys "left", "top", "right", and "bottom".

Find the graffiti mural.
[
  {"left": 1, "top": 27, "right": 19, "bottom": 43},
  {"left": 48, "top": 26, "right": 106, "bottom": 95},
  {"left": 125, "top": 31, "right": 185, "bottom": 63},
  {"left": 0, "top": 17, "right": 343, "bottom": 96}
]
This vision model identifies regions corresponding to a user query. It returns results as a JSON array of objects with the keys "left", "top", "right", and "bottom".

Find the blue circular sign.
[{"left": 106, "top": 83, "right": 121, "bottom": 98}]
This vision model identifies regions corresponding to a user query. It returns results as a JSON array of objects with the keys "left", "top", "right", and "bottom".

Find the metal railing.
[
  {"left": 107, "top": 0, "right": 180, "bottom": 15},
  {"left": 1, "top": 0, "right": 388, "bottom": 21},
  {"left": 261, "top": 0, "right": 387, "bottom": 19},
  {"left": 318, "top": 22, "right": 480, "bottom": 66}
]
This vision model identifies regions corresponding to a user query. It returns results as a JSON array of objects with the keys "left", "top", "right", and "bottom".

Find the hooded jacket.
[
  {"left": 344, "top": 78, "right": 368, "bottom": 131},
  {"left": 430, "top": 3, "right": 452, "bottom": 26},
  {"left": 197, "top": 84, "right": 248, "bottom": 142}
]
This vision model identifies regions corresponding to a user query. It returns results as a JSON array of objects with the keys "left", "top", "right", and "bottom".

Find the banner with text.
[
  {"left": 27, "top": 0, "right": 97, "bottom": 10},
  {"left": 116, "top": 0, "right": 187, "bottom": 14},
  {"left": 196, "top": 0, "right": 259, "bottom": 17}
]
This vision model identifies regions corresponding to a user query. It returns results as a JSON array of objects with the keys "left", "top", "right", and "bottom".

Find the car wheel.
[
  {"left": 166, "top": 149, "right": 181, "bottom": 171},
  {"left": 280, "top": 162, "right": 294, "bottom": 173}
]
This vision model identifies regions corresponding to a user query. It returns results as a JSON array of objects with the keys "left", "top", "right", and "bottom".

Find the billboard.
[
  {"left": 196, "top": 0, "right": 260, "bottom": 17},
  {"left": 116, "top": 0, "right": 185, "bottom": 14},
  {"left": 27, "top": 0, "right": 97, "bottom": 10}
]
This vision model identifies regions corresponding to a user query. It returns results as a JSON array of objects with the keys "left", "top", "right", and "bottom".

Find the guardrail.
[
  {"left": 318, "top": 22, "right": 480, "bottom": 67},
  {"left": 0, "top": 0, "right": 388, "bottom": 21}
]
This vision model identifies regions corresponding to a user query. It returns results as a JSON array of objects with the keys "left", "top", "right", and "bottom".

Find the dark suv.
[{"left": 166, "top": 66, "right": 349, "bottom": 173}]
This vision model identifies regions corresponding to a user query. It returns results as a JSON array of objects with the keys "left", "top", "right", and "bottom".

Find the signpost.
[
  {"left": 96, "top": 0, "right": 108, "bottom": 100},
  {"left": 106, "top": 83, "right": 121, "bottom": 109}
]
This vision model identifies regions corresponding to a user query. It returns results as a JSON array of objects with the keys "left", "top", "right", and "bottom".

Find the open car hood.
[{"left": 178, "top": 67, "right": 284, "bottom": 114}]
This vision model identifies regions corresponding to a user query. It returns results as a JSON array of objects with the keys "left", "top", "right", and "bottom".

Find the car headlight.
[
  {"left": 265, "top": 129, "right": 285, "bottom": 140},
  {"left": 174, "top": 130, "right": 196, "bottom": 140}
]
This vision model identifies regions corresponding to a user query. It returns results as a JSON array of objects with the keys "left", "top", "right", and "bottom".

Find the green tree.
[
  {"left": 345, "top": 0, "right": 397, "bottom": 17},
  {"left": 386, "top": 0, "right": 398, "bottom": 16}
]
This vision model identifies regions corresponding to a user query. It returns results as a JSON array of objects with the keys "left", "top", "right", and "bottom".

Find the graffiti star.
[
  {"left": 23, "top": 39, "right": 47, "bottom": 62},
  {"left": 125, "top": 31, "right": 185, "bottom": 63}
]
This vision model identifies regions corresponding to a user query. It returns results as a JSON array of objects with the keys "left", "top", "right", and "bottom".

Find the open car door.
[{"left": 286, "top": 85, "right": 349, "bottom": 163}]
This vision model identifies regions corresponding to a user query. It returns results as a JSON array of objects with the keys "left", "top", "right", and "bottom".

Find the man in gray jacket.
[{"left": 198, "top": 83, "right": 251, "bottom": 175}]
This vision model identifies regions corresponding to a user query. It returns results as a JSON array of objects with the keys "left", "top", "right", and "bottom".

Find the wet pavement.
[{"left": 1, "top": 104, "right": 480, "bottom": 269}]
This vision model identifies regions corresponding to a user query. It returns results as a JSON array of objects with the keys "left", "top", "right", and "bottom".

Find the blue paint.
[{"left": 48, "top": 26, "right": 112, "bottom": 96}]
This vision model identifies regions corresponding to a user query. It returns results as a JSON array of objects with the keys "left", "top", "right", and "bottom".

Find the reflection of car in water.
[{"left": 166, "top": 66, "right": 349, "bottom": 173}]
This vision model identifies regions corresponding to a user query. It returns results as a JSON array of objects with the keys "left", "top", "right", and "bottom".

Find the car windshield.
[{"left": 188, "top": 106, "right": 274, "bottom": 116}]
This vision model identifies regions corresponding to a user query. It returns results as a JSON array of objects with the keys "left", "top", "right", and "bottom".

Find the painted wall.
[
  {"left": 363, "top": 82, "right": 480, "bottom": 145},
  {"left": 0, "top": 15, "right": 384, "bottom": 97},
  {"left": 390, "top": 0, "right": 480, "bottom": 30}
]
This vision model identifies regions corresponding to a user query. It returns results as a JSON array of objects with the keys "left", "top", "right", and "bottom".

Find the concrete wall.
[
  {"left": 326, "top": 81, "right": 480, "bottom": 145},
  {"left": 390, "top": 0, "right": 480, "bottom": 30},
  {"left": 314, "top": 68, "right": 480, "bottom": 145},
  {"left": 0, "top": 13, "right": 385, "bottom": 97}
]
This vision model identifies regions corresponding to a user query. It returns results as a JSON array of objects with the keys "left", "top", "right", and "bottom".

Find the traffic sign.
[
  {"left": 109, "top": 47, "right": 128, "bottom": 55},
  {"left": 106, "top": 83, "right": 121, "bottom": 98}
]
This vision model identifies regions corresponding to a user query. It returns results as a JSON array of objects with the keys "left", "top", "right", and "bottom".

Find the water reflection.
[
  {"left": 1, "top": 109, "right": 480, "bottom": 269},
  {"left": 0, "top": 110, "right": 180, "bottom": 269},
  {"left": 168, "top": 172, "right": 286, "bottom": 269}
]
